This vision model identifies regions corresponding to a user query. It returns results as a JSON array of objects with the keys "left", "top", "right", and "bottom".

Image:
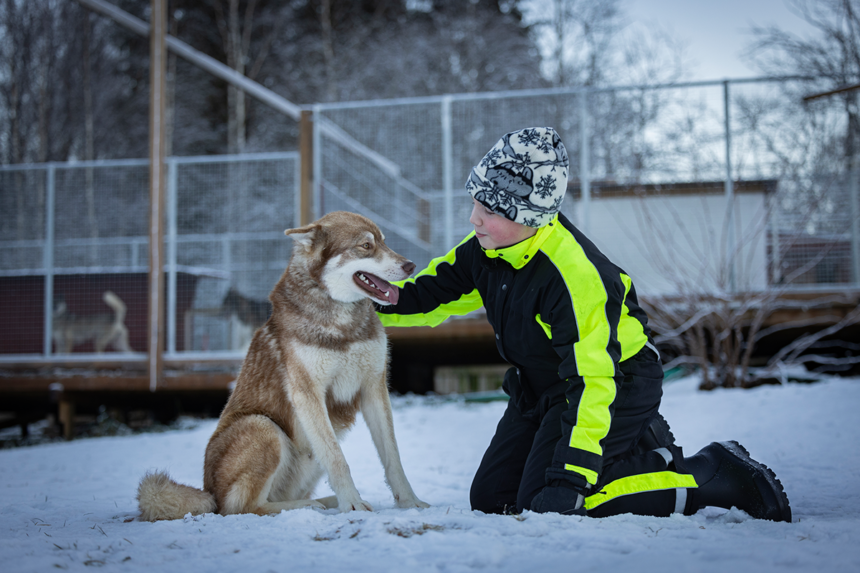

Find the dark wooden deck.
[{"left": 2, "top": 291, "right": 857, "bottom": 439}]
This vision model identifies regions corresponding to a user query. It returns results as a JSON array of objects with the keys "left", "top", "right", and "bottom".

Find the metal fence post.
[
  {"left": 43, "top": 164, "right": 56, "bottom": 356},
  {"left": 579, "top": 90, "right": 591, "bottom": 235},
  {"left": 166, "top": 158, "right": 178, "bottom": 354},
  {"left": 442, "top": 95, "right": 454, "bottom": 250},
  {"left": 312, "top": 104, "right": 322, "bottom": 220},
  {"left": 769, "top": 194, "right": 781, "bottom": 287},
  {"left": 851, "top": 153, "right": 860, "bottom": 285},
  {"left": 723, "top": 80, "right": 736, "bottom": 293}
]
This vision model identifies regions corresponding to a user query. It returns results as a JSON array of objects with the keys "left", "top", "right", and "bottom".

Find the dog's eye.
[{"left": 362, "top": 242, "right": 372, "bottom": 249}]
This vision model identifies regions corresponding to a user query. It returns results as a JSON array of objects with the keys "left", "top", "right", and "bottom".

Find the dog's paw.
[
  {"left": 313, "top": 495, "right": 339, "bottom": 510},
  {"left": 338, "top": 497, "right": 374, "bottom": 513},
  {"left": 304, "top": 499, "right": 327, "bottom": 510},
  {"left": 396, "top": 496, "right": 430, "bottom": 509}
]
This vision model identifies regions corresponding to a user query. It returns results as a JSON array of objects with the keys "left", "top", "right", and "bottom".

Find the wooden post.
[
  {"left": 148, "top": 0, "right": 167, "bottom": 392},
  {"left": 58, "top": 399, "right": 75, "bottom": 441},
  {"left": 299, "top": 109, "right": 314, "bottom": 225}
]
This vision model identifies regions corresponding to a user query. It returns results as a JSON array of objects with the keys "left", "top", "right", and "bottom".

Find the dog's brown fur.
[{"left": 137, "top": 211, "right": 428, "bottom": 520}]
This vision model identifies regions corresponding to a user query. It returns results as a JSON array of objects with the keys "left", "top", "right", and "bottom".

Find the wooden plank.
[
  {"left": 0, "top": 292, "right": 855, "bottom": 394},
  {"left": 0, "top": 372, "right": 236, "bottom": 393},
  {"left": 148, "top": 0, "right": 168, "bottom": 392},
  {"left": 385, "top": 317, "right": 494, "bottom": 342}
]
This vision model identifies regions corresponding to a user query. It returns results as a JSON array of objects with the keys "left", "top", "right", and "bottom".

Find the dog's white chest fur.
[{"left": 290, "top": 337, "right": 387, "bottom": 401}]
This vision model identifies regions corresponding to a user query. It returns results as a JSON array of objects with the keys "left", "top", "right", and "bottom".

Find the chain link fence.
[
  {"left": 0, "top": 152, "right": 297, "bottom": 360},
  {"left": 314, "top": 78, "right": 859, "bottom": 297},
  {"left": 1, "top": 78, "right": 857, "bottom": 363}
]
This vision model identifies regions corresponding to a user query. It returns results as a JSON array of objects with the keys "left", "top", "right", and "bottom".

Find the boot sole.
[{"left": 716, "top": 441, "right": 792, "bottom": 523}]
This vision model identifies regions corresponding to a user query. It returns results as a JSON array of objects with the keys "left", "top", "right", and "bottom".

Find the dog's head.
[
  {"left": 52, "top": 295, "right": 68, "bottom": 318},
  {"left": 222, "top": 289, "right": 244, "bottom": 314},
  {"left": 284, "top": 211, "right": 416, "bottom": 306}
]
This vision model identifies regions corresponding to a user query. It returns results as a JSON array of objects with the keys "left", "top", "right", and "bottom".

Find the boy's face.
[{"left": 469, "top": 197, "right": 537, "bottom": 250}]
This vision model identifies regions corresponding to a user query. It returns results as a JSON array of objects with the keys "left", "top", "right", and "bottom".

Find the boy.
[{"left": 377, "top": 127, "right": 791, "bottom": 521}]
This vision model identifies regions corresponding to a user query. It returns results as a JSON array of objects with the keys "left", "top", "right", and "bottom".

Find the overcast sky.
[{"left": 626, "top": 0, "right": 819, "bottom": 80}]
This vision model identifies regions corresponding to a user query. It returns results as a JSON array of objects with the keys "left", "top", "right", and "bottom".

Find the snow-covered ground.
[{"left": 1, "top": 374, "right": 859, "bottom": 572}]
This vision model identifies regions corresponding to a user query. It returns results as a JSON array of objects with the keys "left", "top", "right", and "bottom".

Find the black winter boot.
[
  {"left": 682, "top": 441, "right": 791, "bottom": 522},
  {"left": 636, "top": 413, "right": 676, "bottom": 452}
]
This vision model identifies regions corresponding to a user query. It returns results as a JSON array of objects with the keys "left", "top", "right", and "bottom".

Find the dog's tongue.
[
  {"left": 377, "top": 279, "right": 399, "bottom": 305},
  {"left": 361, "top": 272, "right": 400, "bottom": 305}
]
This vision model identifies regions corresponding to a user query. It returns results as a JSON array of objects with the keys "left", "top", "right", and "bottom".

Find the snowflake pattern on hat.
[{"left": 466, "top": 127, "right": 569, "bottom": 228}]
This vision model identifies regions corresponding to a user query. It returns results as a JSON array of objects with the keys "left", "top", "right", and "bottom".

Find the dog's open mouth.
[{"left": 354, "top": 272, "right": 400, "bottom": 304}]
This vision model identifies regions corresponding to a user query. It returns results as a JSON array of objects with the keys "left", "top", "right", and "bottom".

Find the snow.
[{"left": 2, "top": 375, "right": 859, "bottom": 572}]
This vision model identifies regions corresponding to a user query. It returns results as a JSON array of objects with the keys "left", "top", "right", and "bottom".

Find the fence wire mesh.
[
  {"left": 1, "top": 78, "right": 857, "bottom": 363},
  {"left": 314, "top": 79, "right": 858, "bottom": 295},
  {"left": 0, "top": 153, "right": 297, "bottom": 359}
]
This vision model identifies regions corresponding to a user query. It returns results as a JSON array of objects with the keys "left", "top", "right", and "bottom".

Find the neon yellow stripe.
[
  {"left": 539, "top": 225, "right": 614, "bottom": 377},
  {"left": 567, "top": 375, "right": 616, "bottom": 464},
  {"left": 617, "top": 273, "right": 649, "bottom": 361},
  {"left": 396, "top": 231, "right": 475, "bottom": 287},
  {"left": 378, "top": 290, "right": 483, "bottom": 327},
  {"left": 584, "top": 471, "right": 698, "bottom": 510},
  {"left": 378, "top": 232, "right": 483, "bottom": 327},
  {"left": 486, "top": 214, "right": 558, "bottom": 270},
  {"left": 563, "top": 464, "right": 598, "bottom": 485},
  {"left": 535, "top": 314, "right": 552, "bottom": 339}
]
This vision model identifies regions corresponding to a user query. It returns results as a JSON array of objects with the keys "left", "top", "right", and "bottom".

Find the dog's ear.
[{"left": 284, "top": 223, "right": 321, "bottom": 247}]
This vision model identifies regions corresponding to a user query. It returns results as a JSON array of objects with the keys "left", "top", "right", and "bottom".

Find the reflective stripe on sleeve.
[
  {"left": 378, "top": 289, "right": 483, "bottom": 327},
  {"left": 377, "top": 232, "right": 482, "bottom": 327},
  {"left": 563, "top": 464, "right": 598, "bottom": 486},
  {"left": 566, "top": 375, "right": 616, "bottom": 481},
  {"left": 617, "top": 273, "right": 650, "bottom": 361}
]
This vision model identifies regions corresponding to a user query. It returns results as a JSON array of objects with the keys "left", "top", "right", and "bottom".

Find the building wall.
[{"left": 577, "top": 191, "right": 768, "bottom": 297}]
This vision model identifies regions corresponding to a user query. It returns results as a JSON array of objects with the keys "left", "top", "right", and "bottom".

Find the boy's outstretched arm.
[{"left": 376, "top": 234, "right": 483, "bottom": 328}]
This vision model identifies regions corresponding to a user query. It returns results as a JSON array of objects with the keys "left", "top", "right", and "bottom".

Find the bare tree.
[
  {"left": 747, "top": 0, "right": 860, "bottom": 157},
  {"left": 643, "top": 283, "right": 860, "bottom": 388},
  {"left": 523, "top": 0, "right": 624, "bottom": 87},
  {"left": 210, "top": 0, "right": 284, "bottom": 153},
  {"left": 632, "top": 85, "right": 860, "bottom": 388},
  {"left": 521, "top": 0, "right": 688, "bottom": 88},
  {"left": 517, "top": 0, "right": 692, "bottom": 184},
  {"left": 611, "top": 1, "right": 860, "bottom": 389}
]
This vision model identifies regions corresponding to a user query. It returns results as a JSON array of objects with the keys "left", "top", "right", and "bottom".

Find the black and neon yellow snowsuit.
[{"left": 377, "top": 212, "right": 698, "bottom": 516}]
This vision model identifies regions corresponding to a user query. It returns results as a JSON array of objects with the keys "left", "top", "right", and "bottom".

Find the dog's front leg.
[
  {"left": 361, "top": 374, "right": 429, "bottom": 509},
  {"left": 288, "top": 369, "right": 372, "bottom": 513}
]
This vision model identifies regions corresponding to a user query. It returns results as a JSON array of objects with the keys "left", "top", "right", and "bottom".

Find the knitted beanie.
[{"left": 466, "top": 127, "right": 569, "bottom": 228}]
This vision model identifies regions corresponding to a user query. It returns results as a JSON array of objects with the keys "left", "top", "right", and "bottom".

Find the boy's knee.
[
  {"left": 470, "top": 483, "right": 496, "bottom": 513},
  {"left": 470, "top": 480, "right": 512, "bottom": 515}
]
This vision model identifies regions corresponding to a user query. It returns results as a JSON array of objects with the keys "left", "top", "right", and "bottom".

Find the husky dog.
[
  {"left": 221, "top": 288, "right": 272, "bottom": 351},
  {"left": 222, "top": 288, "right": 271, "bottom": 330},
  {"left": 137, "top": 211, "right": 429, "bottom": 520},
  {"left": 52, "top": 291, "right": 132, "bottom": 353}
]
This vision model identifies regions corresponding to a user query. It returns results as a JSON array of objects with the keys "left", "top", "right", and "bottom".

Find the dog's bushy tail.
[
  {"left": 137, "top": 471, "right": 216, "bottom": 521},
  {"left": 103, "top": 291, "right": 127, "bottom": 324}
]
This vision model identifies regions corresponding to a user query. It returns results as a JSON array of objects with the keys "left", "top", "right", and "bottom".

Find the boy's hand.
[{"left": 530, "top": 480, "right": 587, "bottom": 515}]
